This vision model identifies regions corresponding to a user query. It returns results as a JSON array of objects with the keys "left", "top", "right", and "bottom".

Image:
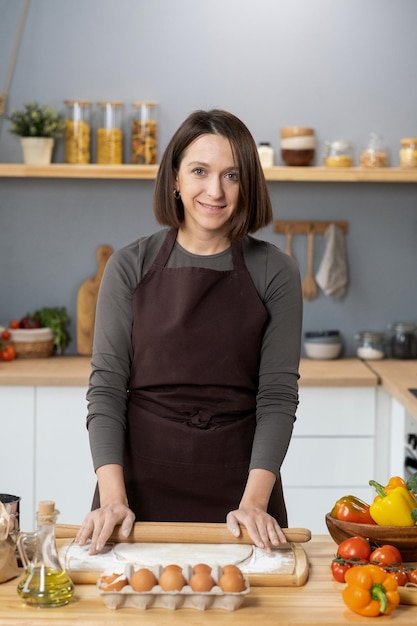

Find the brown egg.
[
  {"left": 163, "top": 564, "right": 182, "bottom": 572},
  {"left": 192, "top": 563, "right": 212, "bottom": 575},
  {"left": 189, "top": 572, "right": 215, "bottom": 592},
  {"left": 99, "top": 572, "right": 128, "bottom": 592},
  {"left": 219, "top": 572, "right": 246, "bottom": 593},
  {"left": 222, "top": 564, "right": 244, "bottom": 578},
  {"left": 130, "top": 567, "right": 158, "bottom": 592},
  {"left": 159, "top": 565, "right": 187, "bottom": 591}
]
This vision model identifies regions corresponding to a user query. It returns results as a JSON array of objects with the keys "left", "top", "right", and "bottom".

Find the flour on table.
[{"left": 60, "top": 541, "right": 295, "bottom": 575}]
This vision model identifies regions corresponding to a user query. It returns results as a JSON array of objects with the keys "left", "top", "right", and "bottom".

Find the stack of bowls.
[
  {"left": 304, "top": 330, "right": 342, "bottom": 360},
  {"left": 280, "top": 127, "right": 315, "bottom": 166}
]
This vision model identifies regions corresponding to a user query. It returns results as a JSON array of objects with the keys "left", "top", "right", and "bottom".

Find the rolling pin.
[{"left": 56, "top": 521, "right": 311, "bottom": 544}]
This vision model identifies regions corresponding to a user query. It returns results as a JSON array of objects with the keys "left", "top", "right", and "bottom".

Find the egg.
[
  {"left": 222, "top": 564, "right": 244, "bottom": 578},
  {"left": 218, "top": 572, "right": 246, "bottom": 593},
  {"left": 189, "top": 572, "right": 215, "bottom": 592},
  {"left": 159, "top": 565, "right": 187, "bottom": 591},
  {"left": 130, "top": 567, "right": 158, "bottom": 592},
  {"left": 99, "top": 571, "right": 128, "bottom": 592},
  {"left": 192, "top": 563, "right": 212, "bottom": 575}
]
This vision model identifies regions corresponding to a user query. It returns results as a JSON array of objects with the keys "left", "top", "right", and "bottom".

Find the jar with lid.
[
  {"left": 257, "top": 142, "right": 274, "bottom": 167},
  {"left": 96, "top": 101, "right": 123, "bottom": 164},
  {"left": 323, "top": 140, "right": 353, "bottom": 167},
  {"left": 64, "top": 100, "right": 91, "bottom": 164},
  {"left": 388, "top": 322, "right": 417, "bottom": 359},
  {"left": 360, "top": 132, "right": 388, "bottom": 168},
  {"left": 399, "top": 138, "right": 417, "bottom": 168},
  {"left": 131, "top": 101, "right": 158, "bottom": 164},
  {"left": 280, "top": 127, "right": 315, "bottom": 166},
  {"left": 355, "top": 331, "right": 386, "bottom": 360}
]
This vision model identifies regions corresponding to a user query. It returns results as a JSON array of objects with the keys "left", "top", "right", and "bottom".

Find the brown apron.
[{"left": 97, "top": 228, "right": 287, "bottom": 525}]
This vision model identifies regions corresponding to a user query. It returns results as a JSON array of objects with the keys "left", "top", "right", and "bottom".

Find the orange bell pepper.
[{"left": 342, "top": 564, "right": 400, "bottom": 617}]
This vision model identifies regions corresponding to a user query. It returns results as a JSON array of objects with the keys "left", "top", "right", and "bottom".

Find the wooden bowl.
[{"left": 325, "top": 513, "right": 417, "bottom": 562}]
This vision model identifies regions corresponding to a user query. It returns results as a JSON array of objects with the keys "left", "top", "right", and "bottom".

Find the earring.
[{"left": 173, "top": 189, "right": 181, "bottom": 200}]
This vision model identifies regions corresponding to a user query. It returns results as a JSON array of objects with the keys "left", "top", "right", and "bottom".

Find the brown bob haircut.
[{"left": 153, "top": 109, "right": 273, "bottom": 239}]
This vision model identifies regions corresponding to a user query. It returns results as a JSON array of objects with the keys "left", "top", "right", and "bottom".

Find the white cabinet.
[
  {"left": 0, "top": 385, "right": 95, "bottom": 531},
  {"left": 281, "top": 387, "right": 377, "bottom": 534},
  {"left": 0, "top": 387, "right": 35, "bottom": 532},
  {"left": 35, "top": 387, "right": 96, "bottom": 529}
]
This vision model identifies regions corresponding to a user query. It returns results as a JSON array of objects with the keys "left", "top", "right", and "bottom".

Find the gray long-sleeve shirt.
[{"left": 86, "top": 229, "right": 302, "bottom": 477}]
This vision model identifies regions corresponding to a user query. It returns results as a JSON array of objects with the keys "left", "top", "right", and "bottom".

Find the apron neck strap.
[{"left": 153, "top": 228, "right": 246, "bottom": 270}]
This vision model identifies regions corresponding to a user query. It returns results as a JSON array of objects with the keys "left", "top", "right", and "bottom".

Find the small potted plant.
[{"left": 7, "top": 101, "right": 65, "bottom": 165}]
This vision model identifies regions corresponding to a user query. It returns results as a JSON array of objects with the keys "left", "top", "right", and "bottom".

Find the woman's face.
[{"left": 175, "top": 133, "right": 239, "bottom": 238}]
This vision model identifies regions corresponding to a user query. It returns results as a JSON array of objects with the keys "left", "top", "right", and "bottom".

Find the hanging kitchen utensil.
[
  {"left": 302, "top": 226, "right": 318, "bottom": 301},
  {"left": 284, "top": 225, "right": 295, "bottom": 259}
]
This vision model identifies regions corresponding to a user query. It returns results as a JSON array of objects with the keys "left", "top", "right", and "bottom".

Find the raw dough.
[{"left": 113, "top": 542, "right": 253, "bottom": 568}]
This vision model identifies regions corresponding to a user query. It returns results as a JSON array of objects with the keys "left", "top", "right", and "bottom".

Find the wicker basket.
[{"left": 13, "top": 339, "right": 54, "bottom": 359}]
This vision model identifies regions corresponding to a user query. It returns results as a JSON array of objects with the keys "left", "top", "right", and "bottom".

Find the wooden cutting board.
[
  {"left": 76, "top": 244, "right": 113, "bottom": 355},
  {"left": 56, "top": 522, "right": 311, "bottom": 587}
]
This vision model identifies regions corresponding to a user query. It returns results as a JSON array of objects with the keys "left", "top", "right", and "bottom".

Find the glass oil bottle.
[{"left": 17, "top": 500, "right": 74, "bottom": 607}]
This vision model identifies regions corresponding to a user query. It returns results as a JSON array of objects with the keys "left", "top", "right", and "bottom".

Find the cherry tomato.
[
  {"left": 384, "top": 566, "right": 408, "bottom": 587},
  {"left": 407, "top": 569, "right": 417, "bottom": 585},
  {"left": 10, "top": 320, "right": 20, "bottom": 329},
  {"left": 331, "top": 560, "right": 351, "bottom": 583},
  {"left": 1, "top": 345, "right": 16, "bottom": 361},
  {"left": 370, "top": 545, "right": 403, "bottom": 566},
  {"left": 337, "top": 536, "right": 372, "bottom": 563},
  {"left": 1, "top": 330, "right": 11, "bottom": 340}
]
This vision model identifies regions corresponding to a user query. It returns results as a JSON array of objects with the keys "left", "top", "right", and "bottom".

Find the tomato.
[
  {"left": 1, "top": 330, "right": 11, "bottom": 340},
  {"left": 1, "top": 345, "right": 16, "bottom": 361},
  {"left": 337, "top": 536, "right": 372, "bottom": 563},
  {"left": 10, "top": 320, "right": 20, "bottom": 329},
  {"left": 384, "top": 566, "right": 408, "bottom": 587},
  {"left": 407, "top": 569, "right": 417, "bottom": 585},
  {"left": 331, "top": 560, "right": 351, "bottom": 583},
  {"left": 370, "top": 545, "right": 402, "bottom": 566}
]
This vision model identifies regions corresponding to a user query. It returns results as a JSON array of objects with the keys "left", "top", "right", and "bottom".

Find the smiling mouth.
[{"left": 199, "top": 202, "right": 226, "bottom": 211}]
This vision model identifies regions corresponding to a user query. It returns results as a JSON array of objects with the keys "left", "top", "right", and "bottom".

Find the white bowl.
[
  {"left": 9, "top": 327, "right": 54, "bottom": 343},
  {"left": 304, "top": 342, "right": 342, "bottom": 360}
]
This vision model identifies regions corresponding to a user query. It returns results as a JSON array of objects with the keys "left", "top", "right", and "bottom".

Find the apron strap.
[{"left": 152, "top": 228, "right": 246, "bottom": 272}]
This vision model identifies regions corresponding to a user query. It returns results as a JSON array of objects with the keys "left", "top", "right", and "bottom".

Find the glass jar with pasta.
[
  {"left": 360, "top": 132, "right": 388, "bottom": 168},
  {"left": 96, "top": 101, "right": 123, "bottom": 164},
  {"left": 64, "top": 100, "right": 91, "bottom": 164},
  {"left": 131, "top": 101, "right": 158, "bottom": 164},
  {"left": 323, "top": 140, "right": 353, "bottom": 167}
]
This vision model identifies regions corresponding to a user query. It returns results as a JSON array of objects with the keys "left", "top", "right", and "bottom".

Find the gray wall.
[{"left": 0, "top": 0, "right": 416, "bottom": 356}]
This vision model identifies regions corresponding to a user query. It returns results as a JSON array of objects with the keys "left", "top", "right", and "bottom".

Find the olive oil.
[
  {"left": 17, "top": 501, "right": 74, "bottom": 607},
  {"left": 17, "top": 567, "right": 74, "bottom": 607}
]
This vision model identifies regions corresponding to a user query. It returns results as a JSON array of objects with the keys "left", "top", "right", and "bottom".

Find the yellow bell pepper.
[{"left": 369, "top": 477, "right": 417, "bottom": 526}]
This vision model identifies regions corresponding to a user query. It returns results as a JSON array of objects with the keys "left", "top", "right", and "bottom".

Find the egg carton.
[{"left": 97, "top": 563, "right": 249, "bottom": 611}]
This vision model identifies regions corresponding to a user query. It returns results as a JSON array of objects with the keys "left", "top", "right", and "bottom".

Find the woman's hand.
[
  {"left": 75, "top": 503, "right": 135, "bottom": 555},
  {"left": 75, "top": 464, "right": 135, "bottom": 555},
  {"left": 226, "top": 506, "right": 286, "bottom": 552},
  {"left": 226, "top": 467, "right": 287, "bottom": 552}
]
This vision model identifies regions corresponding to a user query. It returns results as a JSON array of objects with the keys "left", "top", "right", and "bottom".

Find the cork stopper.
[{"left": 38, "top": 501, "right": 55, "bottom": 516}]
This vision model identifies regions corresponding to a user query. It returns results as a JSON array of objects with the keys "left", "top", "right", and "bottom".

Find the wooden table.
[{"left": 1, "top": 536, "right": 417, "bottom": 625}]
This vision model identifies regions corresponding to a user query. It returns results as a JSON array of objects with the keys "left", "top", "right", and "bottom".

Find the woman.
[{"left": 76, "top": 109, "right": 302, "bottom": 555}]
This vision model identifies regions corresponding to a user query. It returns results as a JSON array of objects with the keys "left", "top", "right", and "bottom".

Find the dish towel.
[{"left": 315, "top": 223, "right": 349, "bottom": 299}]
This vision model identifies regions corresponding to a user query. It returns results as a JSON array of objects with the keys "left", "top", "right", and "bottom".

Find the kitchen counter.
[
  {"left": 0, "top": 356, "right": 378, "bottom": 387},
  {"left": 1, "top": 536, "right": 416, "bottom": 625},
  {"left": 366, "top": 359, "right": 417, "bottom": 421}
]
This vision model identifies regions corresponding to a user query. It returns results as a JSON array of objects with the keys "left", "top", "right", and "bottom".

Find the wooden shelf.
[
  {"left": 1, "top": 163, "right": 417, "bottom": 182},
  {"left": 0, "top": 163, "right": 159, "bottom": 179}
]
